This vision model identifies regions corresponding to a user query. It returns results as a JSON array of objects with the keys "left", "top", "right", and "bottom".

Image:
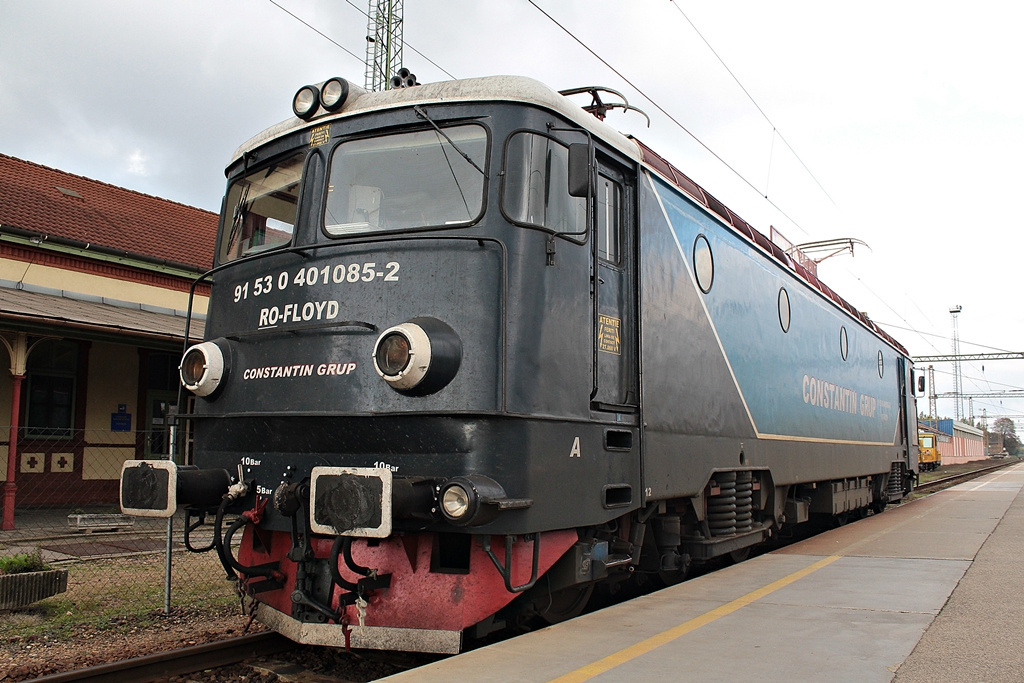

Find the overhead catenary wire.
[
  {"left": 267, "top": 0, "right": 365, "bottom": 65},
  {"left": 661, "top": 1, "right": 945, "bottom": 361},
  {"left": 341, "top": 0, "right": 458, "bottom": 80},
  {"left": 524, "top": 1, "right": 1011, "bottom": 418},
  {"left": 878, "top": 321, "right": 1023, "bottom": 357},
  {"left": 656, "top": 2, "right": 959, "bottom": 369},
  {"left": 667, "top": 0, "right": 837, "bottom": 208},
  {"left": 929, "top": 366, "right": 1024, "bottom": 393},
  {"left": 525, "top": 0, "right": 814, "bottom": 239},
  {"left": 268, "top": 0, "right": 458, "bottom": 83}
]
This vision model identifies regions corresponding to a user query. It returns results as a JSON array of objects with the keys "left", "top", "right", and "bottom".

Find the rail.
[
  {"left": 29, "top": 632, "right": 295, "bottom": 683},
  {"left": 914, "top": 459, "right": 1019, "bottom": 495}
]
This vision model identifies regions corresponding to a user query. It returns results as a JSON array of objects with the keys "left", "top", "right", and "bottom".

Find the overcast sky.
[{"left": 2, "top": 0, "right": 1023, "bottom": 426}]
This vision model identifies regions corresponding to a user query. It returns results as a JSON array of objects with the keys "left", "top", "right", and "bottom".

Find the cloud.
[{"left": 125, "top": 149, "right": 149, "bottom": 177}]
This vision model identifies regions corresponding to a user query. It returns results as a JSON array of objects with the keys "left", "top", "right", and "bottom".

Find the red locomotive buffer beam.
[{"left": 239, "top": 528, "right": 578, "bottom": 653}]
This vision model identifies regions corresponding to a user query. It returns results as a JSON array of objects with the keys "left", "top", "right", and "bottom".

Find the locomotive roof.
[
  {"left": 235, "top": 75, "right": 907, "bottom": 357},
  {"left": 230, "top": 75, "right": 643, "bottom": 166}
]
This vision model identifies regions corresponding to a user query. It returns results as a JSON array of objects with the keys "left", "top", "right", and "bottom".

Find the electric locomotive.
[{"left": 120, "top": 75, "right": 918, "bottom": 654}]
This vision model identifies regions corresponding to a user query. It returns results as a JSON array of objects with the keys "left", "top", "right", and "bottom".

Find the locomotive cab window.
[
  {"left": 502, "top": 132, "right": 586, "bottom": 236},
  {"left": 324, "top": 124, "right": 487, "bottom": 236},
  {"left": 219, "top": 151, "right": 305, "bottom": 263},
  {"left": 597, "top": 175, "right": 621, "bottom": 264}
]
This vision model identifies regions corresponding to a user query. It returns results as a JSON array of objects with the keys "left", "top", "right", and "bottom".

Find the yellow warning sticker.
[
  {"left": 598, "top": 314, "right": 621, "bottom": 355},
  {"left": 309, "top": 124, "right": 331, "bottom": 148}
]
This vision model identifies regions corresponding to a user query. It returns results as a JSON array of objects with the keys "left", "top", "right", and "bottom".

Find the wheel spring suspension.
[
  {"left": 886, "top": 461, "right": 905, "bottom": 498},
  {"left": 735, "top": 471, "right": 753, "bottom": 533},
  {"left": 706, "top": 471, "right": 754, "bottom": 537},
  {"left": 707, "top": 472, "right": 738, "bottom": 537}
]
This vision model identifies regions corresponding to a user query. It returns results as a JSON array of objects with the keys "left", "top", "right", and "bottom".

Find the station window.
[
  {"left": 25, "top": 340, "right": 78, "bottom": 438},
  {"left": 145, "top": 353, "right": 179, "bottom": 457}
]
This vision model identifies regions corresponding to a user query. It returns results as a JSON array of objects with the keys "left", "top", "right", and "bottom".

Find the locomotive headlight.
[
  {"left": 292, "top": 84, "right": 320, "bottom": 120},
  {"left": 375, "top": 332, "right": 412, "bottom": 377},
  {"left": 372, "top": 317, "right": 461, "bottom": 395},
  {"left": 320, "top": 77, "right": 350, "bottom": 111},
  {"left": 180, "top": 341, "right": 227, "bottom": 397},
  {"left": 441, "top": 484, "right": 471, "bottom": 520},
  {"left": 438, "top": 475, "right": 509, "bottom": 527}
]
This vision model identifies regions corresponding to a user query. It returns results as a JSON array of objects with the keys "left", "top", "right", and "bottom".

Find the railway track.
[
  {"left": 914, "top": 459, "right": 1019, "bottom": 495},
  {"left": 27, "top": 629, "right": 438, "bottom": 683},
  {"left": 29, "top": 632, "right": 296, "bottom": 683}
]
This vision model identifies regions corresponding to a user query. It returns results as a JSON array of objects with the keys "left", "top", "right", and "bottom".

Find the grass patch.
[{"left": 0, "top": 551, "right": 240, "bottom": 642}]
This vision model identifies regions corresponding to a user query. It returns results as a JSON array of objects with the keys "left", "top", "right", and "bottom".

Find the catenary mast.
[{"left": 365, "top": 0, "right": 404, "bottom": 92}]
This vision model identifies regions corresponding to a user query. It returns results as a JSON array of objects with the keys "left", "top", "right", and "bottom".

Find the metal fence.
[{"left": 0, "top": 427, "right": 238, "bottom": 629}]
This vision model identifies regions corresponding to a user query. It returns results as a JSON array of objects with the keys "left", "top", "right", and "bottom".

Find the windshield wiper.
[
  {"left": 413, "top": 106, "right": 484, "bottom": 175},
  {"left": 226, "top": 182, "right": 251, "bottom": 251}
]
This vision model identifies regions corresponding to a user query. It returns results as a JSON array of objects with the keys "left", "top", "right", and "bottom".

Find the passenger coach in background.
[{"left": 120, "top": 74, "right": 918, "bottom": 654}]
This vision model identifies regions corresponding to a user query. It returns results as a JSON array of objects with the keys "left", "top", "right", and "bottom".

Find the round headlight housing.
[
  {"left": 180, "top": 341, "right": 226, "bottom": 397},
  {"left": 372, "top": 317, "right": 461, "bottom": 395},
  {"left": 320, "top": 77, "right": 350, "bottom": 111},
  {"left": 292, "top": 84, "right": 320, "bottom": 120},
  {"left": 441, "top": 484, "right": 471, "bottom": 520},
  {"left": 437, "top": 475, "right": 508, "bottom": 527}
]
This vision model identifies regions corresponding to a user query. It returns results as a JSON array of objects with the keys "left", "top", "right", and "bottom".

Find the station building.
[
  {"left": 919, "top": 418, "right": 986, "bottom": 465},
  {"left": 0, "top": 153, "right": 216, "bottom": 526}
]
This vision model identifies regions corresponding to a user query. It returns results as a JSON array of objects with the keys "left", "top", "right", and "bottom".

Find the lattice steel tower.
[
  {"left": 364, "top": 0, "right": 404, "bottom": 92},
  {"left": 950, "top": 305, "right": 963, "bottom": 420},
  {"left": 927, "top": 364, "right": 937, "bottom": 418}
]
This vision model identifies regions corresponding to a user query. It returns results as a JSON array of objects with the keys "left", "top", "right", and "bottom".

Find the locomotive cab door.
[{"left": 591, "top": 158, "right": 637, "bottom": 414}]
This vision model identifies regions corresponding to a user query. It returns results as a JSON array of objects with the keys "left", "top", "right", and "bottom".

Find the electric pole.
[
  {"left": 365, "top": 0, "right": 404, "bottom": 92},
  {"left": 928, "top": 364, "right": 937, "bottom": 418},
  {"left": 950, "top": 305, "right": 963, "bottom": 420}
]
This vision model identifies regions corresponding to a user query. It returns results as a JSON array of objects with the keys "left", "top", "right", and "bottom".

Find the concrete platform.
[{"left": 382, "top": 462, "right": 1024, "bottom": 682}]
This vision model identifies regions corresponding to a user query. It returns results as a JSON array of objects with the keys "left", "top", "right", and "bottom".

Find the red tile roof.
[{"left": 0, "top": 153, "right": 217, "bottom": 271}]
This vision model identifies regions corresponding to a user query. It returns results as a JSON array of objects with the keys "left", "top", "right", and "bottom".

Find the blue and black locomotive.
[{"left": 120, "top": 75, "right": 918, "bottom": 653}]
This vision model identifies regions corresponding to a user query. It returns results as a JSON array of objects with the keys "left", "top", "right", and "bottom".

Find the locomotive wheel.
[
  {"left": 727, "top": 546, "right": 751, "bottom": 564},
  {"left": 540, "top": 584, "right": 595, "bottom": 624},
  {"left": 656, "top": 565, "right": 689, "bottom": 587}
]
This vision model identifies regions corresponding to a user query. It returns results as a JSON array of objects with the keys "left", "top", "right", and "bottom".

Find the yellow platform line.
[
  {"left": 549, "top": 464, "right": 1024, "bottom": 682},
  {"left": 550, "top": 554, "right": 842, "bottom": 682}
]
